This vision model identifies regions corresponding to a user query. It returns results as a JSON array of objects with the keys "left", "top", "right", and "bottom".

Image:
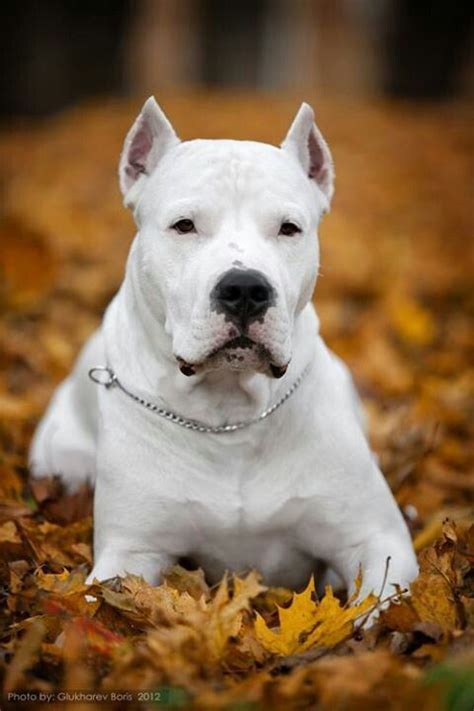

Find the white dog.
[{"left": 30, "top": 98, "right": 417, "bottom": 600}]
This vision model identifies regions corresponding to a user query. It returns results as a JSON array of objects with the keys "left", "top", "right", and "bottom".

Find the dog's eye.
[
  {"left": 172, "top": 219, "right": 196, "bottom": 234},
  {"left": 279, "top": 222, "right": 301, "bottom": 236}
]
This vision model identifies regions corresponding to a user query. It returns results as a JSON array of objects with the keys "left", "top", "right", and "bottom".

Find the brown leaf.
[
  {"left": 163, "top": 564, "right": 211, "bottom": 601},
  {"left": 4, "top": 617, "right": 46, "bottom": 692}
]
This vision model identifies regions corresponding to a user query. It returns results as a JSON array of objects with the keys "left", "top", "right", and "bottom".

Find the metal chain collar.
[{"left": 88, "top": 363, "right": 311, "bottom": 435}]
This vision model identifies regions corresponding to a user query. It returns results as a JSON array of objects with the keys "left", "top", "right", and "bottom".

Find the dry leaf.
[{"left": 255, "top": 576, "right": 376, "bottom": 655}]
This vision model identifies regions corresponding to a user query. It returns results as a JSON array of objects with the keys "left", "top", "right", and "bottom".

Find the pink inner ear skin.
[
  {"left": 127, "top": 119, "right": 153, "bottom": 181},
  {"left": 307, "top": 129, "right": 324, "bottom": 181}
]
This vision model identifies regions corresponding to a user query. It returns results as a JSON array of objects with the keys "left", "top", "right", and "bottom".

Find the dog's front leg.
[
  {"left": 86, "top": 437, "right": 179, "bottom": 586},
  {"left": 302, "top": 459, "right": 418, "bottom": 607},
  {"left": 331, "top": 532, "right": 418, "bottom": 604},
  {"left": 86, "top": 546, "right": 174, "bottom": 586},
  {"left": 87, "top": 491, "right": 179, "bottom": 585}
]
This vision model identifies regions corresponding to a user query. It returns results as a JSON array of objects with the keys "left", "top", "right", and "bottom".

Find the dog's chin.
[
  {"left": 178, "top": 336, "right": 289, "bottom": 378},
  {"left": 210, "top": 347, "right": 267, "bottom": 372},
  {"left": 206, "top": 336, "right": 270, "bottom": 373}
]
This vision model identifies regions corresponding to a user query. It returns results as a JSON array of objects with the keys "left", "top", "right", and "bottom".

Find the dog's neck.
[{"left": 103, "top": 249, "right": 319, "bottom": 427}]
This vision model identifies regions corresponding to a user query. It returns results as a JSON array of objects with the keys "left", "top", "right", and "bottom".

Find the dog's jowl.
[{"left": 29, "top": 98, "right": 418, "bottom": 602}]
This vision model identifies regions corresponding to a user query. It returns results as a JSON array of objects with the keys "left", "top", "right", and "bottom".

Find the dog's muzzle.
[
  {"left": 211, "top": 268, "right": 275, "bottom": 330},
  {"left": 177, "top": 268, "right": 287, "bottom": 378}
]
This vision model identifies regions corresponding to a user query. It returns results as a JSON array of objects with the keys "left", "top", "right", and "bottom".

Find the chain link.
[{"left": 88, "top": 363, "right": 310, "bottom": 434}]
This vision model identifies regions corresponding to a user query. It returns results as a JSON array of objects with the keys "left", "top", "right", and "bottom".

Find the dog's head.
[{"left": 119, "top": 98, "right": 334, "bottom": 378}]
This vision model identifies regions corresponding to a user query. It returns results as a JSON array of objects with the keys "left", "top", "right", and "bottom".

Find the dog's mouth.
[
  {"left": 177, "top": 335, "right": 288, "bottom": 379},
  {"left": 215, "top": 334, "right": 258, "bottom": 353}
]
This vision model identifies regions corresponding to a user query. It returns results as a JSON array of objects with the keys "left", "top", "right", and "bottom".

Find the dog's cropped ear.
[
  {"left": 281, "top": 103, "right": 334, "bottom": 210},
  {"left": 119, "top": 97, "right": 180, "bottom": 206}
]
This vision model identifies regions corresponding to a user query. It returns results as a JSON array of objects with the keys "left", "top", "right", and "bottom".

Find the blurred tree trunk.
[{"left": 125, "top": 0, "right": 202, "bottom": 91}]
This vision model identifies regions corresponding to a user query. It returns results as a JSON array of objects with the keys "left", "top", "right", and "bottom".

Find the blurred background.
[{"left": 0, "top": 0, "right": 473, "bottom": 118}]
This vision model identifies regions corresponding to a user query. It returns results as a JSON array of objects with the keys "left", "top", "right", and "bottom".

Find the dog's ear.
[
  {"left": 119, "top": 96, "right": 180, "bottom": 205},
  {"left": 281, "top": 103, "right": 334, "bottom": 209}
]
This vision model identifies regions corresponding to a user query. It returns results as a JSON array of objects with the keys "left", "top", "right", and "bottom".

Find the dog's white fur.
[{"left": 29, "top": 99, "right": 418, "bottom": 599}]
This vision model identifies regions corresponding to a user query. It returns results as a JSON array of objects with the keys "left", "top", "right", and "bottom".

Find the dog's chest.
[
  {"left": 172, "top": 444, "right": 314, "bottom": 586},
  {"left": 152, "top": 423, "right": 313, "bottom": 551},
  {"left": 107, "top": 394, "right": 319, "bottom": 585},
  {"left": 180, "top": 458, "right": 303, "bottom": 529}
]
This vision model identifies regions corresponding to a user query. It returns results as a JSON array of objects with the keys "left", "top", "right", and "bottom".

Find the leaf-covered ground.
[{"left": 0, "top": 94, "right": 472, "bottom": 710}]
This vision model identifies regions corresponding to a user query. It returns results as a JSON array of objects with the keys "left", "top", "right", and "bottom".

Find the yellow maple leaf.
[
  {"left": 301, "top": 586, "right": 375, "bottom": 651},
  {"left": 254, "top": 575, "right": 376, "bottom": 656}
]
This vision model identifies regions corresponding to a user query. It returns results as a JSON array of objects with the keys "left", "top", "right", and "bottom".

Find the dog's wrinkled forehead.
[{"left": 138, "top": 140, "right": 318, "bottom": 222}]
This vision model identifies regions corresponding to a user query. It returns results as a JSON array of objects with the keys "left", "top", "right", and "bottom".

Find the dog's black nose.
[{"left": 212, "top": 269, "right": 274, "bottom": 327}]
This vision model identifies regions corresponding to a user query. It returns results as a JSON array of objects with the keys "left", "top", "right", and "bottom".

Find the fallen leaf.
[
  {"left": 3, "top": 617, "right": 46, "bottom": 692},
  {"left": 255, "top": 576, "right": 376, "bottom": 655}
]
